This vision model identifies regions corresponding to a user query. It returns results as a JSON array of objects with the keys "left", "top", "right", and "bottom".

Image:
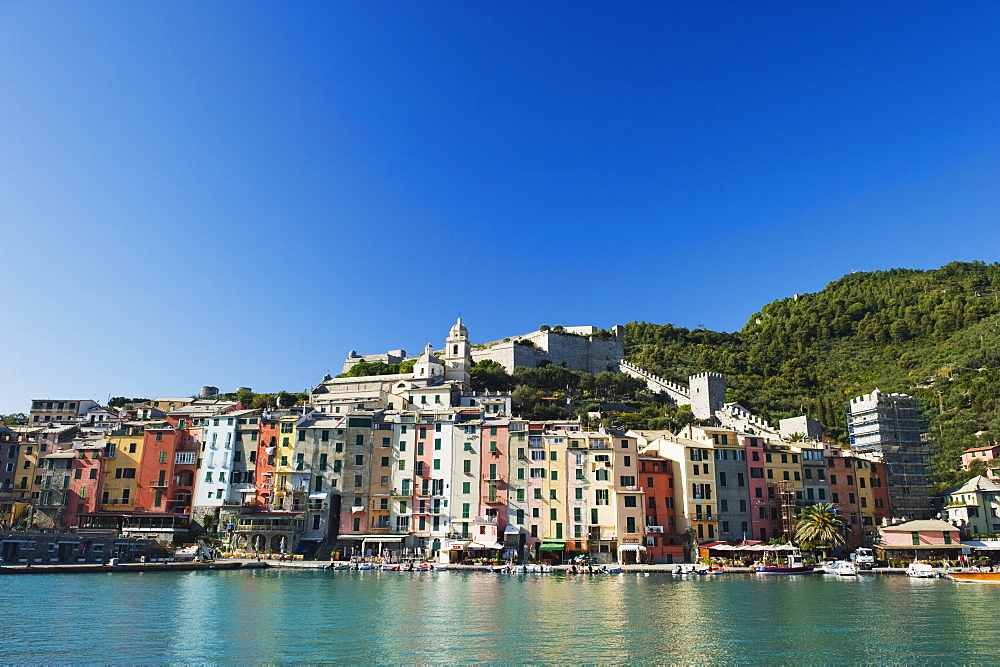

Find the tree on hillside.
[
  {"left": 795, "top": 503, "right": 846, "bottom": 558},
  {"left": 0, "top": 413, "right": 27, "bottom": 426},
  {"left": 469, "top": 360, "right": 513, "bottom": 392}
]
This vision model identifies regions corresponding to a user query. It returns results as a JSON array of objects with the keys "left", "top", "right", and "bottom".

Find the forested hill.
[{"left": 624, "top": 261, "right": 1000, "bottom": 487}]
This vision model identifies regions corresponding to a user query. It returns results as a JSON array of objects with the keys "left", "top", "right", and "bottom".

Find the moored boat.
[
  {"left": 906, "top": 562, "right": 938, "bottom": 578},
  {"left": 830, "top": 560, "right": 858, "bottom": 576},
  {"left": 754, "top": 564, "right": 815, "bottom": 575},
  {"left": 754, "top": 552, "right": 815, "bottom": 575},
  {"left": 947, "top": 571, "right": 1000, "bottom": 584}
]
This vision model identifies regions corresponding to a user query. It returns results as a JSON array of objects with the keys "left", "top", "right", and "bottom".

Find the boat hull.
[
  {"left": 948, "top": 572, "right": 1000, "bottom": 584},
  {"left": 754, "top": 565, "right": 815, "bottom": 575}
]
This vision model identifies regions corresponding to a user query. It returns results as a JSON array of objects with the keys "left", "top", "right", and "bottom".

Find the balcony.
[
  {"left": 646, "top": 526, "right": 664, "bottom": 533},
  {"left": 475, "top": 515, "right": 498, "bottom": 524},
  {"left": 482, "top": 495, "right": 503, "bottom": 505},
  {"left": 389, "top": 488, "right": 411, "bottom": 498},
  {"left": 483, "top": 473, "right": 506, "bottom": 484}
]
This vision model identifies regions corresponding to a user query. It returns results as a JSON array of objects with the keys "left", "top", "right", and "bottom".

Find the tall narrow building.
[{"left": 847, "top": 389, "right": 936, "bottom": 520}]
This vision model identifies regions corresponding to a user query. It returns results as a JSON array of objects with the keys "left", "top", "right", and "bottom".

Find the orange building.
[{"left": 638, "top": 452, "right": 685, "bottom": 563}]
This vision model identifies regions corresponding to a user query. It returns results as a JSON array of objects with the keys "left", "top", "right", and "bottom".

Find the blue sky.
[{"left": 1, "top": 1, "right": 998, "bottom": 412}]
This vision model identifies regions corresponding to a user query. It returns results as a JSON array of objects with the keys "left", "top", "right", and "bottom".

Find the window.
[
  {"left": 462, "top": 503, "right": 470, "bottom": 519},
  {"left": 620, "top": 476, "right": 635, "bottom": 487},
  {"left": 626, "top": 516, "right": 636, "bottom": 533},
  {"left": 550, "top": 470, "right": 558, "bottom": 481},
  {"left": 462, "top": 482, "right": 471, "bottom": 494},
  {"left": 530, "top": 468, "right": 545, "bottom": 478},
  {"left": 624, "top": 496, "right": 637, "bottom": 507},
  {"left": 516, "top": 488, "right": 525, "bottom": 502},
  {"left": 575, "top": 488, "right": 583, "bottom": 500},
  {"left": 549, "top": 489, "right": 557, "bottom": 500},
  {"left": 623, "top": 456, "right": 631, "bottom": 467},
  {"left": 750, "top": 467, "right": 764, "bottom": 479},
  {"left": 596, "top": 489, "right": 609, "bottom": 505},
  {"left": 719, "top": 472, "right": 727, "bottom": 487},
  {"left": 534, "top": 489, "right": 542, "bottom": 500}
]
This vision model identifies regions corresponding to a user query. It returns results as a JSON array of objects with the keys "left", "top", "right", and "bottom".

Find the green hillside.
[{"left": 624, "top": 261, "right": 1000, "bottom": 488}]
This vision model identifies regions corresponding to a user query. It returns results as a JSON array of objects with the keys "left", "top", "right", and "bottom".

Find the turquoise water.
[{"left": 3, "top": 569, "right": 996, "bottom": 663}]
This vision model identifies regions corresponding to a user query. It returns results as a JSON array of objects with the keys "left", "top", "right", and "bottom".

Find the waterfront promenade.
[{"left": 0, "top": 557, "right": 919, "bottom": 575}]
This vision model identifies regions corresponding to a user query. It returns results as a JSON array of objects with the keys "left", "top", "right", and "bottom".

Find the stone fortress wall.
[
  {"left": 341, "top": 323, "right": 625, "bottom": 377},
  {"left": 471, "top": 325, "right": 625, "bottom": 375}
]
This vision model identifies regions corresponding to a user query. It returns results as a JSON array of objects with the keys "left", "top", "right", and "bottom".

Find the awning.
[
  {"left": 618, "top": 544, "right": 647, "bottom": 552},
  {"left": 363, "top": 536, "right": 404, "bottom": 543},
  {"left": 469, "top": 541, "right": 503, "bottom": 550},
  {"left": 961, "top": 541, "right": 1000, "bottom": 550},
  {"left": 538, "top": 540, "right": 567, "bottom": 551},
  {"left": 879, "top": 544, "right": 963, "bottom": 550},
  {"left": 308, "top": 492, "right": 328, "bottom": 500}
]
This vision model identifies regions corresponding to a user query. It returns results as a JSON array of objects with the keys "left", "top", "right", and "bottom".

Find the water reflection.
[{"left": 1, "top": 571, "right": 996, "bottom": 663}]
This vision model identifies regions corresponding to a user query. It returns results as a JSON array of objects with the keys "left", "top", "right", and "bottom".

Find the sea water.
[{"left": 2, "top": 569, "right": 995, "bottom": 663}]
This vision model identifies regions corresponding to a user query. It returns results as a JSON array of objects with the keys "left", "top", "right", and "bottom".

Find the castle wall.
[{"left": 473, "top": 331, "right": 623, "bottom": 374}]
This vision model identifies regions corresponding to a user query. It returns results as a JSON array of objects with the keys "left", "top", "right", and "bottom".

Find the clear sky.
[{"left": 1, "top": 1, "right": 998, "bottom": 413}]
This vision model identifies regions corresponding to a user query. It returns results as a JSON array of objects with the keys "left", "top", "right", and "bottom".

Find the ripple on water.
[{"left": 1, "top": 570, "right": 995, "bottom": 663}]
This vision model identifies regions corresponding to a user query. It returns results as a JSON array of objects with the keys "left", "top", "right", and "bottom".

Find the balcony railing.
[{"left": 482, "top": 495, "right": 503, "bottom": 505}]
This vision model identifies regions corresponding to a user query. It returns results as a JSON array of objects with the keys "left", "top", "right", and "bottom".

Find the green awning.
[{"left": 538, "top": 541, "right": 567, "bottom": 551}]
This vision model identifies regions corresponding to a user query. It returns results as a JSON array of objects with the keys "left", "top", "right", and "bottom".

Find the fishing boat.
[
  {"left": 754, "top": 552, "right": 815, "bottom": 575},
  {"left": 947, "top": 571, "right": 1000, "bottom": 584}
]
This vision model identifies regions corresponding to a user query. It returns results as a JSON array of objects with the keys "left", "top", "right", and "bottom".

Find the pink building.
[
  {"left": 876, "top": 519, "right": 963, "bottom": 562},
  {"left": 962, "top": 445, "right": 1000, "bottom": 470}
]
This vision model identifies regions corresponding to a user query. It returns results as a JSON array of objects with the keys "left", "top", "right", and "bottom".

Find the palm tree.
[{"left": 795, "top": 503, "right": 846, "bottom": 558}]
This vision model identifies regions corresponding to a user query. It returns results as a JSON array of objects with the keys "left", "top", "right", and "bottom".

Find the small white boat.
[
  {"left": 829, "top": 560, "right": 858, "bottom": 576},
  {"left": 353, "top": 562, "right": 374, "bottom": 570},
  {"left": 520, "top": 563, "right": 554, "bottom": 573},
  {"left": 432, "top": 563, "right": 449, "bottom": 571},
  {"left": 907, "top": 562, "right": 938, "bottom": 578}
]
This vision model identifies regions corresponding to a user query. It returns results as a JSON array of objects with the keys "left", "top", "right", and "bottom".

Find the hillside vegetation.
[{"left": 624, "top": 261, "right": 1000, "bottom": 488}]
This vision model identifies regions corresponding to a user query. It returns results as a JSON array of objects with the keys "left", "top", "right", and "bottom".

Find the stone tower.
[
  {"left": 442, "top": 317, "right": 472, "bottom": 385},
  {"left": 689, "top": 372, "right": 726, "bottom": 420}
]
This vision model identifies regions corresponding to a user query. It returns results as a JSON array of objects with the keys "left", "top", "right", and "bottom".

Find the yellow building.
[
  {"left": 763, "top": 443, "right": 805, "bottom": 541},
  {"left": 100, "top": 423, "right": 146, "bottom": 511},
  {"left": 272, "top": 413, "right": 300, "bottom": 509}
]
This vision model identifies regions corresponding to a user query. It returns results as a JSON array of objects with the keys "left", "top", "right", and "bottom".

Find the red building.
[
  {"left": 65, "top": 443, "right": 104, "bottom": 528},
  {"left": 638, "top": 452, "right": 685, "bottom": 563},
  {"left": 743, "top": 436, "right": 771, "bottom": 542},
  {"left": 135, "top": 425, "right": 197, "bottom": 517},
  {"left": 477, "top": 417, "right": 511, "bottom": 555},
  {"left": 254, "top": 416, "right": 278, "bottom": 508},
  {"left": 826, "top": 454, "right": 864, "bottom": 548}
]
